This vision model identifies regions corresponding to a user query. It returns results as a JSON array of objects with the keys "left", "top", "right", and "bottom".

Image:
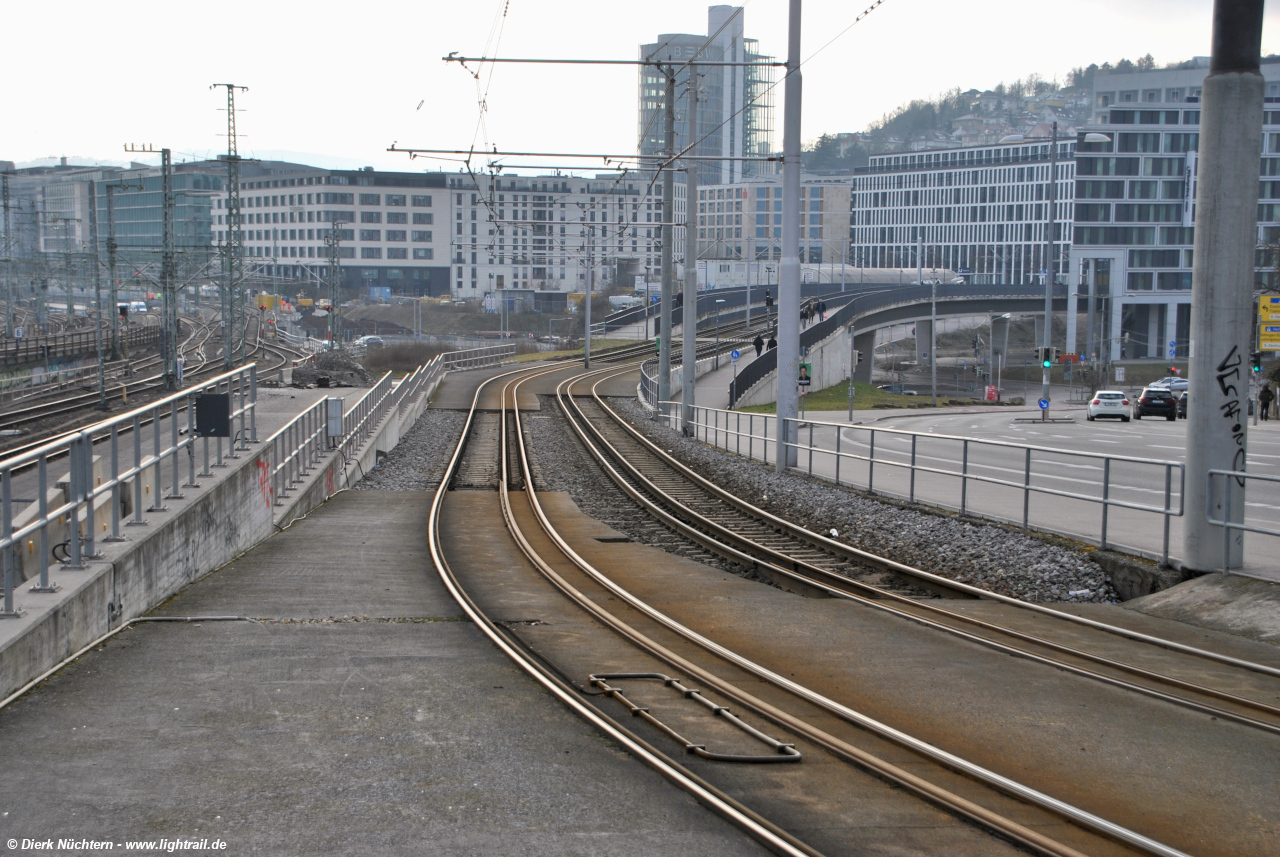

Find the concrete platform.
[
  {"left": 0, "top": 491, "right": 768, "bottom": 856},
  {"left": 430, "top": 365, "right": 540, "bottom": 411}
]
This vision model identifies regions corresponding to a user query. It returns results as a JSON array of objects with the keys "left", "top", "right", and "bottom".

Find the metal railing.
[
  {"left": 1207, "top": 469, "right": 1278, "bottom": 574},
  {"left": 1, "top": 365, "right": 258, "bottom": 617},
  {"left": 661, "top": 402, "right": 1185, "bottom": 563},
  {"left": 1, "top": 326, "right": 160, "bottom": 367},
  {"left": 441, "top": 343, "right": 516, "bottom": 371}
]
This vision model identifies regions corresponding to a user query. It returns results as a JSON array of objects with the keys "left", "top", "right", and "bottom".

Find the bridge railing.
[
  {"left": 0, "top": 365, "right": 259, "bottom": 616},
  {"left": 442, "top": 343, "right": 516, "bottom": 371},
  {"left": 659, "top": 401, "right": 1184, "bottom": 564}
]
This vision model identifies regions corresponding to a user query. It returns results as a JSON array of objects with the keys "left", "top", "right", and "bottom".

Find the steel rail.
[
  {"left": 557, "top": 376, "right": 1280, "bottom": 735},
  {"left": 498, "top": 366, "right": 1123, "bottom": 857},
  {"left": 586, "top": 373, "right": 1280, "bottom": 681},
  {"left": 425, "top": 363, "right": 823, "bottom": 857},
  {"left": 516, "top": 366, "right": 1198, "bottom": 857}
]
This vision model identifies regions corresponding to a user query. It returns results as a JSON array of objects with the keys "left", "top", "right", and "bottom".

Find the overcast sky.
[{"left": 6, "top": 0, "right": 1279, "bottom": 174}]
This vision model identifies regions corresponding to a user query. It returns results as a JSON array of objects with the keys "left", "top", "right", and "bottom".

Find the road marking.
[
  {"left": 1090, "top": 439, "right": 1122, "bottom": 444},
  {"left": 1147, "top": 445, "right": 1185, "bottom": 450}
]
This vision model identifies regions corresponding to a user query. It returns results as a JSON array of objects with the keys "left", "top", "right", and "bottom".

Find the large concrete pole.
[
  {"left": 658, "top": 69, "right": 676, "bottom": 414},
  {"left": 682, "top": 70, "right": 700, "bottom": 433},
  {"left": 1184, "top": 0, "right": 1265, "bottom": 571},
  {"left": 775, "top": 0, "right": 802, "bottom": 473}
]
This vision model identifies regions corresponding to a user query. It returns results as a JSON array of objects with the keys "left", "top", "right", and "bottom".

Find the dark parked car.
[{"left": 1134, "top": 387, "right": 1177, "bottom": 421}]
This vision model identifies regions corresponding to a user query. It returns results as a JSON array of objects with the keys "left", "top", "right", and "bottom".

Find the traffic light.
[
  {"left": 1039, "top": 347, "right": 1052, "bottom": 369},
  {"left": 852, "top": 350, "right": 862, "bottom": 366},
  {"left": 1251, "top": 351, "right": 1263, "bottom": 373}
]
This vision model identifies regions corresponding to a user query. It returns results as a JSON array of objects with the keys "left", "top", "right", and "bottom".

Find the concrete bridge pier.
[
  {"left": 853, "top": 328, "right": 876, "bottom": 384},
  {"left": 915, "top": 318, "right": 933, "bottom": 365}
]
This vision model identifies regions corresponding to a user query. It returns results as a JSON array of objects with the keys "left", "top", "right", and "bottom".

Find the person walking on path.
[
  {"left": 753, "top": 333, "right": 764, "bottom": 357},
  {"left": 818, "top": 300, "right": 826, "bottom": 321},
  {"left": 767, "top": 335, "right": 777, "bottom": 351},
  {"left": 1261, "top": 384, "right": 1275, "bottom": 421}
]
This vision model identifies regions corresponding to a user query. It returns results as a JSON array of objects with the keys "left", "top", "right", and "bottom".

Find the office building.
[
  {"left": 850, "top": 137, "right": 1078, "bottom": 285},
  {"left": 639, "top": 5, "right": 775, "bottom": 186},
  {"left": 1073, "top": 61, "right": 1280, "bottom": 361},
  {"left": 210, "top": 162, "right": 451, "bottom": 296},
  {"left": 443, "top": 171, "right": 684, "bottom": 298}
]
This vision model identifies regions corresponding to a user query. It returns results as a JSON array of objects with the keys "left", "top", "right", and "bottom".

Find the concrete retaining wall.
[
  {"left": 0, "top": 372, "right": 441, "bottom": 702},
  {"left": 737, "top": 326, "right": 853, "bottom": 408}
]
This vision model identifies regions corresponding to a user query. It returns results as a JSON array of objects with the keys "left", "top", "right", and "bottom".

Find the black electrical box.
[{"left": 194, "top": 393, "right": 232, "bottom": 438}]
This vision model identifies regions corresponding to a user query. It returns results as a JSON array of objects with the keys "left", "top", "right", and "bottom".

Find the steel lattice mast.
[{"left": 212, "top": 83, "right": 247, "bottom": 369}]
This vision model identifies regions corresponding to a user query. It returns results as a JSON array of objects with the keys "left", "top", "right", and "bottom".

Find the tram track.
[
  {"left": 432, "top": 361, "right": 1232, "bottom": 857},
  {"left": 552, "top": 370, "right": 1280, "bottom": 742}
]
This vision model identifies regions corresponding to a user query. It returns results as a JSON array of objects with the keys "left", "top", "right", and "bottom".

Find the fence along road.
[{"left": 662, "top": 402, "right": 1192, "bottom": 570}]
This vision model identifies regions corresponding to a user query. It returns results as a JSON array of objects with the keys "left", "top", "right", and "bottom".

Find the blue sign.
[
  {"left": 1168, "top": 340, "right": 1177, "bottom": 358},
  {"left": 730, "top": 349, "right": 740, "bottom": 361},
  {"left": 1038, "top": 398, "right": 1050, "bottom": 410}
]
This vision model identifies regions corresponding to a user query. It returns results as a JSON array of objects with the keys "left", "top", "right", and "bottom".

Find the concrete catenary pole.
[
  {"left": 775, "top": 0, "right": 802, "bottom": 473},
  {"left": 1184, "top": 0, "right": 1265, "bottom": 571},
  {"left": 658, "top": 67, "right": 676, "bottom": 414},
  {"left": 682, "top": 69, "right": 700, "bottom": 433}
]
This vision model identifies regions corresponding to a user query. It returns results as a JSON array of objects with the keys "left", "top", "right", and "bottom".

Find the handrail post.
[
  {"left": 82, "top": 433, "right": 99, "bottom": 560},
  {"left": 150, "top": 404, "right": 166, "bottom": 511},
  {"left": 249, "top": 364, "right": 259, "bottom": 442},
  {"left": 1222, "top": 474, "right": 1231, "bottom": 575},
  {"left": 1101, "top": 458, "right": 1111, "bottom": 550},
  {"left": 1, "top": 469, "right": 18, "bottom": 617},
  {"left": 1022, "top": 447, "right": 1032, "bottom": 528},
  {"left": 836, "top": 428, "right": 843, "bottom": 486},
  {"left": 909, "top": 434, "right": 917, "bottom": 503},
  {"left": 106, "top": 423, "right": 124, "bottom": 542},
  {"left": 185, "top": 397, "right": 199, "bottom": 488},
  {"left": 1162, "top": 465, "right": 1173, "bottom": 567},
  {"left": 167, "top": 400, "right": 183, "bottom": 499},
  {"left": 868, "top": 429, "right": 876, "bottom": 494},
  {"left": 129, "top": 414, "right": 147, "bottom": 525},
  {"left": 960, "top": 439, "right": 969, "bottom": 516}
]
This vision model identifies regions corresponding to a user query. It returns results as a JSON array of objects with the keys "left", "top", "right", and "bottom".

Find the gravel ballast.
[
  {"left": 353, "top": 407, "right": 467, "bottom": 492},
  {"left": 612, "top": 398, "right": 1115, "bottom": 604},
  {"left": 523, "top": 397, "right": 777, "bottom": 585}
]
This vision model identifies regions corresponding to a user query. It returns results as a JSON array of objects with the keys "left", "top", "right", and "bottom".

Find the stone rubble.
[{"left": 613, "top": 398, "right": 1115, "bottom": 603}]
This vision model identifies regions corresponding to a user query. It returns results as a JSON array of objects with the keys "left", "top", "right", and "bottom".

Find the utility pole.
[
  {"left": 2, "top": 172, "right": 12, "bottom": 337},
  {"left": 681, "top": 68, "right": 700, "bottom": 433},
  {"left": 212, "top": 83, "right": 247, "bottom": 369},
  {"left": 657, "top": 66, "right": 676, "bottom": 414},
  {"left": 325, "top": 217, "right": 343, "bottom": 348},
  {"left": 775, "top": 0, "right": 803, "bottom": 473},
  {"left": 125, "top": 145, "right": 178, "bottom": 387},
  {"left": 1185, "top": 0, "right": 1265, "bottom": 571},
  {"left": 88, "top": 181, "right": 108, "bottom": 408}
]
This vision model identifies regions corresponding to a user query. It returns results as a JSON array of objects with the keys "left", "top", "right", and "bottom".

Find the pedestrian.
[
  {"left": 767, "top": 335, "right": 777, "bottom": 351},
  {"left": 818, "top": 300, "right": 826, "bottom": 321},
  {"left": 753, "top": 333, "right": 764, "bottom": 357},
  {"left": 1261, "top": 384, "right": 1275, "bottom": 421}
]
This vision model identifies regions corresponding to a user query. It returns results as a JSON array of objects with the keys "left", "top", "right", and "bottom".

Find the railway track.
[
  {"left": 556, "top": 370, "right": 1280, "bottom": 739},
  {"left": 0, "top": 315, "right": 305, "bottom": 460},
  {"left": 430, "top": 360, "right": 1279, "bottom": 857}
]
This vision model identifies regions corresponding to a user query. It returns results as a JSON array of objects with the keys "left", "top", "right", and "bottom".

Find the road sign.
[
  {"left": 1261, "top": 323, "right": 1280, "bottom": 352},
  {"left": 1115, "top": 367, "right": 1126, "bottom": 383},
  {"left": 1038, "top": 398, "right": 1050, "bottom": 410},
  {"left": 1168, "top": 339, "right": 1178, "bottom": 359},
  {"left": 730, "top": 349, "right": 740, "bottom": 362},
  {"left": 985, "top": 386, "right": 997, "bottom": 401}
]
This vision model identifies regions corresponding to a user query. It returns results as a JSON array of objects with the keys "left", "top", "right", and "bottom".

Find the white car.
[{"left": 1087, "top": 390, "right": 1131, "bottom": 421}]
